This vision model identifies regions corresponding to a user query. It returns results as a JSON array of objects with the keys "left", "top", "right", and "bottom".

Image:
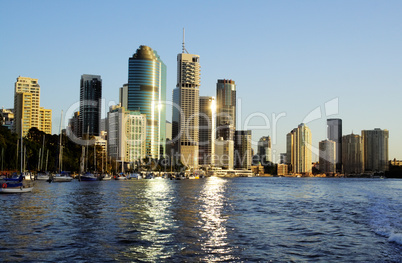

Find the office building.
[
  {"left": 215, "top": 137, "right": 234, "bottom": 169},
  {"left": 362, "top": 128, "right": 389, "bottom": 172},
  {"left": 319, "top": 139, "right": 336, "bottom": 174},
  {"left": 257, "top": 136, "right": 272, "bottom": 164},
  {"left": 172, "top": 44, "right": 201, "bottom": 169},
  {"left": 80, "top": 74, "right": 102, "bottom": 137},
  {"left": 342, "top": 134, "right": 364, "bottom": 175},
  {"left": 13, "top": 76, "right": 52, "bottom": 137},
  {"left": 107, "top": 105, "right": 146, "bottom": 165},
  {"left": 0, "top": 108, "right": 14, "bottom": 130},
  {"left": 216, "top": 79, "right": 236, "bottom": 140},
  {"left": 128, "top": 45, "right": 166, "bottom": 159},
  {"left": 199, "top": 96, "right": 216, "bottom": 166},
  {"left": 234, "top": 130, "right": 252, "bottom": 169},
  {"left": 286, "top": 123, "right": 312, "bottom": 174},
  {"left": 327, "top": 118, "right": 342, "bottom": 172}
]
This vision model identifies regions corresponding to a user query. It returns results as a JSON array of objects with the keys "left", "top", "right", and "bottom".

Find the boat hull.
[{"left": 0, "top": 186, "right": 33, "bottom": 194}]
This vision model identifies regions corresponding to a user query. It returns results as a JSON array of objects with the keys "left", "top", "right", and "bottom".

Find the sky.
[{"left": 1, "top": 0, "right": 402, "bottom": 160}]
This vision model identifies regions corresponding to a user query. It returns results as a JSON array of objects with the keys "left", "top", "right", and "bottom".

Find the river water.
[{"left": 1, "top": 177, "right": 401, "bottom": 262}]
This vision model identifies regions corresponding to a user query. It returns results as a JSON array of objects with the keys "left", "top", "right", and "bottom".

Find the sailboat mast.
[{"left": 20, "top": 119, "right": 23, "bottom": 174}]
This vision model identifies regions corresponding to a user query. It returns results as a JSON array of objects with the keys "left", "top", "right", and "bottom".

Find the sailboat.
[
  {"left": 51, "top": 111, "right": 73, "bottom": 182},
  {"left": 80, "top": 127, "right": 98, "bottom": 181},
  {"left": 1, "top": 119, "right": 34, "bottom": 193}
]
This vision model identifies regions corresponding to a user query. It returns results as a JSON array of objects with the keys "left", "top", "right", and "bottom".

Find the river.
[{"left": 1, "top": 177, "right": 401, "bottom": 262}]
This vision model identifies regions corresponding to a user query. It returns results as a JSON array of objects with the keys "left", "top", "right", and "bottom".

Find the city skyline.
[{"left": 1, "top": 1, "right": 402, "bottom": 159}]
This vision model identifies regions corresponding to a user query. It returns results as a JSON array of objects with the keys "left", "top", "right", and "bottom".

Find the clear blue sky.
[{"left": 1, "top": 0, "right": 401, "bottom": 160}]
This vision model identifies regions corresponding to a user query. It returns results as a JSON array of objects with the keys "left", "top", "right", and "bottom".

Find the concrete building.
[
  {"left": 172, "top": 44, "right": 201, "bottom": 169},
  {"left": 107, "top": 105, "right": 146, "bottom": 165},
  {"left": 280, "top": 153, "right": 287, "bottom": 164},
  {"left": 286, "top": 123, "right": 312, "bottom": 174},
  {"left": 362, "top": 128, "right": 389, "bottom": 172},
  {"left": 13, "top": 76, "right": 52, "bottom": 137},
  {"left": 80, "top": 74, "right": 102, "bottom": 137},
  {"left": 319, "top": 139, "right": 336, "bottom": 175},
  {"left": 128, "top": 46, "right": 166, "bottom": 158},
  {"left": 234, "top": 130, "right": 252, "bottom": 169},
  {"left": 327, "top": 118, "right": 342, "bottom": 172},
  {"left": 199, "top": 96, "right": 216, "bottom": 166},
  {"left": 119, "top": 83, "right": 128, "bottom": 109},
  {"left": 257, "top": 136, "right": 272, "bottom": 164},
  {"left": 277, "top": 163, "right": 288, "bottom": 176},
  {"left": 216, "top": 79, "right": 236, "bottom": 140},
  {"left": 214, "top": 137, "right": 234, "bottom": 169},
  {"left": 342, "top": 134, "right": 364, "bottom": 175}
]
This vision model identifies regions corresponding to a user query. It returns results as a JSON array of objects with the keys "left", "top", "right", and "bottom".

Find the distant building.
[
  {"left": 257, "top": 136, "right": 272, "bottom": 164},
  {"left": 80, "top": 74, "right": 102, "bottom": 137},
  {"left": 327, "top": 118, "right": 342, "bottom": 172},
  {"left": 68, "top": 111, "right": 80, "bottom": 138},
  {"left": 234, "top": 130, "right": 252, "bottom": 169},
  {"left": 128, "top": 45, "right": 166, "bottom": 158},
  {"left": 214, "top": 137, "right": 234, "bottom": 169},
  {"left": 13, "top": 76, "right": 52, "bottom": 136},
  {"left": 342, "top": 134, "right": 364, "bottom": 175},
  {"left": 277, "top": 164, "right": 288, "bottom": 176},
  {"left": 119, "top": 83, "right": 128, "bottom": 109},
  {"left": 319, "top": 139, "right": 336, "bottom": 175},
  {"left": 362, "top": 128, "right": 389, "bottom": 172},
  {"left": 286, "top": 123, "right": 312, "bottom": 174},
  {"left": 0, "top": 108, "right": 14, "bottom": 130},
  {"left": 172, "top": 48, "right": 201, "bottom": 169},
  {"left": 107, "top": 105, "right": 146, "bottom": 164},
  {"left": 199, "top": 96, "right": 216, "bottom": 166},
  {"left": 280, "top": 153, "right": 287, "bottom": 164}
]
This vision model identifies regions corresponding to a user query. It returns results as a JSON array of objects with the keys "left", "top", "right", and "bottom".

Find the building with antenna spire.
[{"left": 172, "top": 29, "right": 201, "bottom": 169}]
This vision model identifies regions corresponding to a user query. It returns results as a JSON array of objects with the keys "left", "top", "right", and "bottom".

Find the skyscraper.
[
  {"left": 128, "top": 45, "right": 167, "bottom": 159},
  {"left": 287, "top": 123, "right": 312, "bottom": 174},
  {"left": 80, "top": 74, "right": 102, "bottom": 137},
  {"left": 216, "top": 79, "right": 236, "bottom": 140},
  {"left": 362, "top": 128, "right": 389, "bottom": 172},
  {"left": 257, "top": 136, "right": 272, "bottom": 164},
  {"left": 199, "top": 96, "right": 216, "bottom": 166},
  {"left": 14, "top": 76, "right": 52, "bottom": 137},
  {"left": 319, "top": 139, "right": 336, "bottom": 175},
  {"left": 234, "top": 130, "right": 252, "bottom": 169},
  {"left": 327, "top": 118, "right": 342, "bottom": 172},
  {"left": 172, "top": 44, "right": 201, "bottom": 169},
  {"left": 342, "top": 134, "right": 364, "bottom": 175}
]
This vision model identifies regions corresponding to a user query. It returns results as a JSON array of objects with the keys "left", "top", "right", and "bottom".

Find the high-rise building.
[
  {"left": 342, "top": 134, "right": 364, "bottom": 175},
  {"left": 215, "top": 137, "right": 234, "bottom": 169},
  {"left": 107, "top": 105, "right": 146, "bottom": 165},
  {"left": 257, "top": 136, "right": 272, "bottom": 164},
  {"left": 119, "top": 83, "right": 129, "bottom": 109},
  {"left": 128, "top": 45, "right": 166, "bottom": 159},
  {"left": 234, "top": 130, "right": 252, "bottom": 169},
  {"left": 327, "top": 118, "right": 342, "bottom": 172},
  {"left": 216, "top": 79, "right": 236, "bottom": 140},
  {"left": 199, "top": 96, "right": 216, "bottom": 166},
  {"left": 172, "top": 45, "right": 201, "bottom": 169},
  {"left": 0, "top": 108, "right": 14, "bottom": 130},
  {"left": 286, "top": 123, "right": 312, "bottom": 174},
  {"left": 319, "top": 139, "right": 336, "bottom": 174},
  {"left": 80, "top": 74, "right": 102, "bottom": 137},
  {"left": 68, "top": 111, "right": 81, "bottom": 138},
  {"left": 13, "top": 76, "right": 52, "bottom": 137},
  {"left": 362, "top": 128, "right": 389, "bottom": 172}
]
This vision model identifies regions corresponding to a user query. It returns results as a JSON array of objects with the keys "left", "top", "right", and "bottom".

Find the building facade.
[
  {"left": 257, "top": 136, "right": 272, "bottom": 164},
  {"left": 172, "top": 51, "right": 201, "bottom": 169},
  {"left": 286, "top": 123, "right": 312, "bottom": 174},
  {"left": 216, "top": 79, "right": 236, "bottom": 140},
  {"left": 327, "top": 118, "right": 342, "bottom": 172},
  {"left": 319, "top": 139, "right": 336, "bottom": 174},
  {"left": 362, "top": 128, "right": 389, "bottom": 172},
  {"left": 342, "top": 134, "right": 364, "bottom": 175},
  {"left": 214, "top": 137, "right": 234, "bottom": 169},
  {"left": 128, "top": 45, "right": 166, "bottom": 159},
  {"left": 14, "top": 76, "right": 52, "bottom": 137},
  {"left": 0, "top": 108, "right": 14, "bottom": 130},
  {"left": 80, "top": 74, "right": 102, "bottom": 137},
  {"left": 234, "top": 130, "right": 252, "bottom": 169},
  {"left": 107, "top": 105, "right": 146, "bottom": 164},
  {"left": 199, "top": 96, "right": 216, "bottom": 166}
]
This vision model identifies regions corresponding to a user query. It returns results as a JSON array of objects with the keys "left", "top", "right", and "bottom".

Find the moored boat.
[
  {"left": 80, "top": 172, "right": 98, "bottom": 181},
  {"left": 51, "top": 172, "right": 73, "bottom": 182},
  {"left": 0, "top": 181, "right": 33, "bottom": 194}
]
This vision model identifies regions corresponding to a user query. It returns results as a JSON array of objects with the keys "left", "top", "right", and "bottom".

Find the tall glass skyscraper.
[
  {"left": 327, "top": 118, "right": 342, "bottom": 172},
  {"left": 128, "top": 45, "right": 166, "bottom": 159},
  {"left": 80, "top": 74, "right": 102, "bottom": 137}
]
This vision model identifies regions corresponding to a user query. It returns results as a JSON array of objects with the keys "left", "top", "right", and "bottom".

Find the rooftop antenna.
[{"left": 182, "top": 28, "right": 189, "bottom": 54}]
